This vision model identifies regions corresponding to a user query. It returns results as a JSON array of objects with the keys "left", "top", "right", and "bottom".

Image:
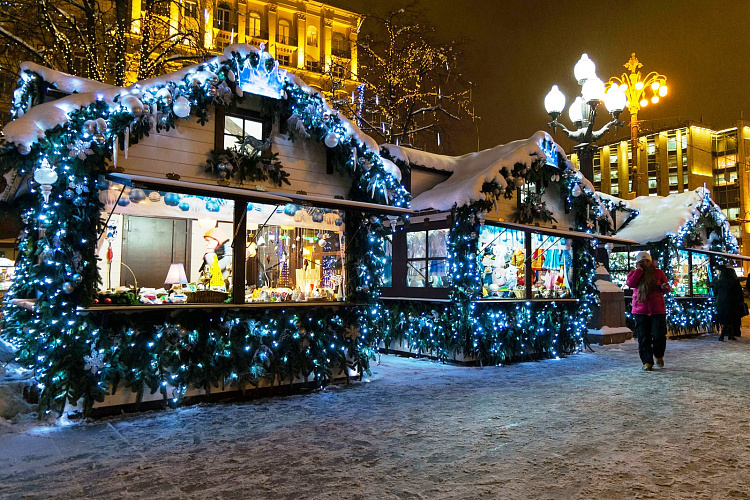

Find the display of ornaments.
[{"left": 173, "top": 96, "right": 191, "bottom": 118}]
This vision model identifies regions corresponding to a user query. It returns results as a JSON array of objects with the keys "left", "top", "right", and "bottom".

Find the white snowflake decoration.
[
  {"left": 83, "top": 347, "right": 105, "bottom": 373},
  {"left": 67, "top": 139, "right": 94, "bottom": 160}
]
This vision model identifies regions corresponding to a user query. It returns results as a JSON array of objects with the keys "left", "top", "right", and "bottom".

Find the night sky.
[{"left": 329, "top": 0, "right": 750, "bottom": 155}]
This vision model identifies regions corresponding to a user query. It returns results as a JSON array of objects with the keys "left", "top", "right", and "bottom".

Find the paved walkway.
[{"left": 1, "top": 332, "right": 750, "bottom": 499}]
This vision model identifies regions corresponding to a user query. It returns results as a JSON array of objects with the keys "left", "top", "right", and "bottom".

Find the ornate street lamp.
[
  {"left": 607, "top": 53, "right": 668, "bottom": 196},
  {"left": 544, "top": 53, "right": 626, "bottom": 183}
]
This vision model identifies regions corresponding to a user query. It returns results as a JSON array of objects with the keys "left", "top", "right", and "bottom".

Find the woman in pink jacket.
[{"left": 626, "top": 251, "right": 671, "bottom": 371}]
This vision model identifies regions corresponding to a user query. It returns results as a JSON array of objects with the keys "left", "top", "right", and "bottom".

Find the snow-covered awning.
[
  {"left": 384, "top": 131, "right": 569, "bottom": 211},
  {"left": 600, "top": 188, "right": 733, "bottom": 245}
]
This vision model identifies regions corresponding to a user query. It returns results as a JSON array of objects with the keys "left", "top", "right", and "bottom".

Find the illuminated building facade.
[{"left": 575, "top": 120, "right": 750, "bottom": 260}]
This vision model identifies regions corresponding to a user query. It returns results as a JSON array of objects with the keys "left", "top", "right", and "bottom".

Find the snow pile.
[
  {"left": 388, "top": 131, "right": 569, "bottom": 211},
  {"left": 599, "top": 188, "right": 716, "bottom": 244},
  {"left": 595, "top": 279, "right": 624, "bottom": 293},
  {"left": 19, "top": 62, "right": 119, "bottom": 95}
]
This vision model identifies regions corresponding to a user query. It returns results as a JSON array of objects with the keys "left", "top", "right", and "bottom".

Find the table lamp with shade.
[{"left": 165, "top": 263, "right": 188, "bottom": 291}]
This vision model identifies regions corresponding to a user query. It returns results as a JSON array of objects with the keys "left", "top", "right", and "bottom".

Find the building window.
[
  {"left": 246, "top": 12, "right": 261, "bottom": 37},
  {"left": 184, "top": 0, "right": 198, "bottom": 18},
  {"left": 278, "top": 19, "right": 292, "bottom": 45},
  {"left": 277, "top": 53, "right": 291, "bottom": 67},
  {"left": 611, "top": 184, "right": 619, "bottom": 195},
  {"left": 153, "top": 0, "right": 171, "bottom": 17},
  {"left": 331, "top": 63, "right": 347, "bottom": 79},
  {"left": 223, "top": 114, "right": 264, "bottom": 150},
  {"left": 215, "top": 4, "right": 231, "bottom": 30},
  {"left": 332, "top": 32, "right": 349, "bottom": 57},
  {"left": 305, "top": 59, "right": 320, "bottom": 72},
  {"left": 406, "top": 229, "right": 448, "bottom": 288},
  {"left": 306, "top": 26, "right": 318, "bottom": 47}
]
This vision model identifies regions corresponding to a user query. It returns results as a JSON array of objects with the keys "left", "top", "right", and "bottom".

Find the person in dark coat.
[
  {"left": 713, "top": 266, "right": 745, "bottom": 341},
  {"left": 625, "top": 251, "right": 671, "bottom": 371}
]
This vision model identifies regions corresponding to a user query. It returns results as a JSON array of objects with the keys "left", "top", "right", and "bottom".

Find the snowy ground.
[{"left": 1, "top": 330, "right": 750, "bottom": 499}]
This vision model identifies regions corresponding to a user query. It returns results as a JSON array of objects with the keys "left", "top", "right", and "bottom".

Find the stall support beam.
[{"left": 233, "top": 201, "right": 248, "bottom": 305}]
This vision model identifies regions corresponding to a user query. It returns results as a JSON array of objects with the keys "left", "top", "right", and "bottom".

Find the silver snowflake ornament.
[
  {"left": 83, "top": 348, "right": 105, "bottom": 373},
  {"left": 67, "top": 139, "right": 94, "bottom": 160}
]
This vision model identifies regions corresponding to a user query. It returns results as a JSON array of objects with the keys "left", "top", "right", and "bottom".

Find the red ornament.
[{"left": 103, "top": 297, "right": 112, "bottom": 304}]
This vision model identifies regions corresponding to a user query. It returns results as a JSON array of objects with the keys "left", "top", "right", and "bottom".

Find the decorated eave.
[
  {"left": 382, "top": 131, "right": 610, "bottom": 221},
  {"left": 0, "top": 43, "right": 409, "bottom": 209},
  {"left": 599, "top": 187, "right": 740, "bottom": 254}
]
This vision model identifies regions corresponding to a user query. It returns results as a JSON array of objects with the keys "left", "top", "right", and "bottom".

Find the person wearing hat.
[
  {"left": 200, "top": 226, "right": 233, "bottom": 282},
  {"left": 626, "top": 251, "right": 671, "bottom": 371}
]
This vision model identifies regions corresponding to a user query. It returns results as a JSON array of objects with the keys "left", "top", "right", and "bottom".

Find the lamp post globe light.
[
  {"left": 544, "top": 53, "right": 626, "bottom": 184},
  {"left": 607, "top": 53, "right": 668, "bottom": 196}
]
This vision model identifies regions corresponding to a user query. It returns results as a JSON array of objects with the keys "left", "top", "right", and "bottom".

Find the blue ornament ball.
[
  {"left": 179, "top": 200, "right": 191, "bottom": 211},
  {"left": 283, "top": 204, "right": 297, "bottom": 216},
  {"left": 334, "top": 218, "right": 343, "bottom": 226},
  {"left": 129, "top": 188, "right": 147, "bottom": 203},
  {"left": 205, "top": 199, "right": 220, "bottom": 212},
  {"left": 62, "top": 282, "right": 74, "bottom": 294},
  {"left": 246, "top": 203, "right": 254, "bottom": 212},
  {"left": 64, "top": 190, "right": 75, "bottom": 199},
  {"left": 72, "top": 273, "right": 83, "bottom": 283},
  {"left": 117, "top": 197, "right": 131, "bottom": 207},
  {"left": 164, "top": 193, "right": 181, "bottom": 206},
  {"left": 312, "top": 211, "right": 324, "bottom": 223},
  {"left": 73, "top": 196, "right": 85, "bottom": 207}
]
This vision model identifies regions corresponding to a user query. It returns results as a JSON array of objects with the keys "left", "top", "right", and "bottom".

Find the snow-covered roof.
[
  {"left": 3, "top": 44, "right": 401, "bottom": 181},
  {"left": 387, "top": 131, "right": 569, "bottom": 211},
  {"left": 599, "top": 188, "right": 733, "bottom": 246}
]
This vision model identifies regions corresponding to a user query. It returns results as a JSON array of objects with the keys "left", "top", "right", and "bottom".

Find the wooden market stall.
[
  {"left": 0, "top": 44, "right": 409, "bottom": 415},
  {"left": 375, "top": 131, "right": 623, "bottom": 364},
  {"left": 601, "top": 188, "right": 750, "bottom": 336}
]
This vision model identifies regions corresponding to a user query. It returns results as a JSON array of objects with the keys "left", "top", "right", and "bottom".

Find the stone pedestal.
[{"left": 587, "top": 279, "right": 633, "bottom": 345}]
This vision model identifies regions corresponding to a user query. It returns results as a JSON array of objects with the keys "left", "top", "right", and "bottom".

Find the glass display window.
[
  {"left": 609, "top": 250, "right": 640, "bottom": 288},
  {"left": 477, "top": 226, "right": 525, "bottom": 299},
  {"left": 691, "top": 252, "right": 711, "bottom": 296},
  {"left": 530, "top": 233, "right": 573, "bottom": 299},
  {"left": 98, "top": 181, "right": 346, "bottom": 305},
  {"left": 406, "top": 228, "right": 449, "bottom": 288},
  {"left": 224, "top": 114, "right": 264, "bottom": 149},
  {"left": 670, "top": 250, "right": 690, "bottom": 297}
]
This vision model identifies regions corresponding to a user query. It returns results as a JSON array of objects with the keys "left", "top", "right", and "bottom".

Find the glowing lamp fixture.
[
  {"left": 574, "top": 53, "right": 596, "bottom": 84},
  {"left": 544, "top": 85, "right": 566, "bottom": 118},
  {"left": 543, "top": 53, "right": 624, "bottom": 184},
  {"left": 165, "top": 263, "right": 188, "bottom": 286}
]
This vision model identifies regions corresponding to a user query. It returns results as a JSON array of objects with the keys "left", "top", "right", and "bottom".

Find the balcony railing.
[
  {"left": 246, "top": 30, "right": 268, "bottom": 41},
  {"left": 276, "top": 34, "right": 297, "bottom": 46}
]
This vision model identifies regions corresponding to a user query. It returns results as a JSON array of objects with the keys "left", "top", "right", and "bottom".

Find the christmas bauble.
[
  {"left": 205, "top": 199, "right": 220, "bottom": 212},
  {"left": 62, "top": 282, "right": 74, "bottom": 294},
  {"left": 178, "top": 200, "right": 191, "bottom": 211},
  {"left": 129, "top": 188, "right": 147, "bottom": 203},
  {"left": 164, "top": 193, "right": 181, "bottom": 206},
  {"left": 73, "top": 196, "right": 85, "bottom": 207},
  {"left": 73, "top": 273, "right": 83, "bottom": 283},
  {"left": 173, "top": 96, "right": 191, "bottom": 118},
  {"left": 324, "top": 132, "right": 339, "bottom": 148},
  {"left": 121, "top": 95, "right": 144, "bottom": 116}
]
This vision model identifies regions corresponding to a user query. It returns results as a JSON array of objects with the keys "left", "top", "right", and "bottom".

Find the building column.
[
  {"left": 267, "top": 4, "right": 277, "bottom": 57},
  {"left": 296, "top": 13, "right": 306, "bottom": 69},
  {"left": 323, "top": 17, "right": 333, "bottom": 72},
  {"left": 349, "top": 28, "right": 357, "bottom": 78}
]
